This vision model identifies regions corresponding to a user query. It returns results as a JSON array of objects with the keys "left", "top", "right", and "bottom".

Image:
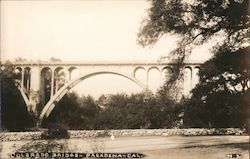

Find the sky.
[
  {"left": 0, "top": 0, "right": 212, "bottom": 98},
  {"left": 1, "top": 0, "right": 162, "bottom": 61}
]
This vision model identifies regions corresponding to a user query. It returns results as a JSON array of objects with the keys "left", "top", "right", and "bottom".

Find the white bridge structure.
[{"left": 11, "top": 60, "right": 201, "bottom": 124}]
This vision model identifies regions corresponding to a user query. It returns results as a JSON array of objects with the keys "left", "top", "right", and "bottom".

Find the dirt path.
[{"left": 1, "top": 136, "right": 249, "bottom": 159}]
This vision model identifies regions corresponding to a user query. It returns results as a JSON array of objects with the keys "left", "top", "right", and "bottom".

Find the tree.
[
  {"left": 183, "top": 47, "right": 249, "bottom": 128},
  {"left": 138, "top": 0, "right": 249, "bottom": 87},
  {"left": 137, "top": 0, "right": 249, "bottom": 128},
  {"left": 138, "top": 0, "right": 249, "bottom": 60},
  {"left": 94, "top": 92, "right": 181, "bottom": 129},
  {"left": 43, "top": 92, "right": 100, "bottom": 130},
  {"left": 49, "top": 57, "right": 61, "bottom": 62},
  {"left": 1, "top": 62, "right": 35, "bottom": 131},
  {"left": 43, "top": 92, "right": 81, "bottom": 128}
]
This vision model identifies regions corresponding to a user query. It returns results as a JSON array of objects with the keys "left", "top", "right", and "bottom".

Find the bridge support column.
[
  {"left": 29, "top": 66, "right": 41, "bottom": 115},
  {"left": 146, "top": 68, "right": 149, "bottom": 89},
  {"left": 26, "top": 75, "right": 30, "bottom": 92},
  {"left": 50, "top": 68, "right": 55, "bottom": 98},
  {"left": 21, "top": 67, "right": 25, "bottom": 88}
]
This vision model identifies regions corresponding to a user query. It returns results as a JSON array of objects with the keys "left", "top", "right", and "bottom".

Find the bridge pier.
[
  {"left": 29, "top": 66, "right": 41, "bottom": 114},
  {"left": 50, "top": 67, "right": 55, "bottom": 98}
]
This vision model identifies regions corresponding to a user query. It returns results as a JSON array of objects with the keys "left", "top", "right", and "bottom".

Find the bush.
[
  {"left": 44, "top": 92, "right": 182, "bottom": 129},
  {"left": 41, "top": 123, "right": 69, "bottom": 139}
]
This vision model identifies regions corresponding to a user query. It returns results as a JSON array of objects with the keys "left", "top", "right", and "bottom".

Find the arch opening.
[
  {"left": 24, "top": 67, "right": 31, "bottom": 93},
  {"left": 183, "top": 67, "right": 192, "bottom": 96},
  {"left": 14, "top": 67, "right": 22, "bottom": 82},
  {"left": 39, "top": 70, "right": 148, "bottom": 123},
  {"left": 68, "top": 67, "right": 80, "bottom": 81},
  {"left": 148, "top": 68, "right": 161, "bottom": 93},
  {"left": 40, "top": 67, "right": 52, "bottom": 108},
  {"left": 54, "top": 67, "right": 67, "bottom": 93},
  {"left": 72, "top": 74, "right": 143, "bottom": 98},
  {"left": 193, "top": 67, "right": 200, "bottom": 88},
  {"left": 134, "top": 67, "right": 146, "bottom": 85}
]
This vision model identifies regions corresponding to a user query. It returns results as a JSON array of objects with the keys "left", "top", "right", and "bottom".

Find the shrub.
[{"left": 41, "top": 123, "right": 69, "bottom": 139}]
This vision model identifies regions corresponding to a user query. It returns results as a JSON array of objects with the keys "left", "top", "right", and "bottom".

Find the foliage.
[
  {"left": 183, "top": 47, "right": 249, "bottom": 128},
  {"left": 138, "top": 0, "right": 249, "bottom": 91},
  {"left": 137, "top": 0, "right": 249, "bottom": 129},
  {"left": 49, "top": 57, "right": 62, "bottom": 62},
  {"left": 43, "top": 92, "right": 100, "bottom": 129},
  {"left": 198, "top": 46, "right": 249, "bottom": 94},
  {"left": 14, "top": 57, "right": 27, "bottom": 62},
  {"left": 41, "top": 123, "right": 69, "bottom": 139},
  {"left": 44, "top": 92, "right": 182, "bottom": 129},
  {"left": 138, "top": 0, "right": 249, "bottom": 58},
  {"left": 0, "top": 62, "right": 35, "bottom": 131}
]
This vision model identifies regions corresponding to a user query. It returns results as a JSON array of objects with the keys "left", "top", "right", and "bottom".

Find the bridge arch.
[
  {"left": 39, "top": 70, "right": 148, "bottom": 124},
  {"left": 133, "top": 66, "right": 146, "bottom": 78},
  {"left": 148, "top": 66, "right": 160, "bottom": 73}
]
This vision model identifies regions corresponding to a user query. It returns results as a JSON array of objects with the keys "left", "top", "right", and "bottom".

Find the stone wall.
[{"left": 0, "top": 128, "right": 246, "bottom": 142}]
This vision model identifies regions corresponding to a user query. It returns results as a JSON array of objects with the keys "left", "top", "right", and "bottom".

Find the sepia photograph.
[{"left": 0, "top": 0, "right": 249, "bottom": 158}]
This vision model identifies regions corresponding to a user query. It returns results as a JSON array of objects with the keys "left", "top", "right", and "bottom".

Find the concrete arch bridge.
[{"left": 10, "top": 60, "right": 201, "bottom": 124}]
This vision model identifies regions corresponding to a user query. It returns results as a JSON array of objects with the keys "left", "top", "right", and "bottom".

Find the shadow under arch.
[{"left": 38, "top": 70, "right": 148, "bottom": 125}]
